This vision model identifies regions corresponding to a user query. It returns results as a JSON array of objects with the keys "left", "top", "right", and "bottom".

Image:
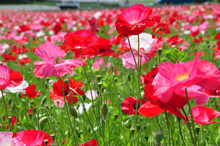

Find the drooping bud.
[
  {"left": 17, "top": 92, "right": 22, "bottom": 99},
  {"left": 69, "top": 105, "right": 78, "bottom": 119},
  {"left": 40, "top": 96, "right": 47, "bottom": 106},
  {"left": 64, "top": 79, "right": 69, "bottom": 86},
  {"left": 7, "top": 97, "right": 12, "bottom": 105},
  {"left": 11, "top": 102, "right": 15, "bottom": 111},
  {"left": 39, "top": 117, "right": 48, "bottom": 124},
  {"left": 101, "top": 104, "right": 108, "bottom": 120}
]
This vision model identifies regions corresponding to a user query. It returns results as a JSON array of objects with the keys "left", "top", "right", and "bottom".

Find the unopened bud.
[
  {"left": 64, "top": 79, "right": 69, "bottom": 86},
  {"left": 11, "top": 102, "right": 15, "bottom": 111},
  {"left": 40, "top": 96, "right": 47, "bottom": 106},
  {"left": 7, "top": 97, "right": 12, "bottom": 105},
  {"left": 69, "top": 105, "right": 78, "bottom": 119},
  {"left": 39, "top": 117, "right": 48, "bottom": 124},
  {"left": 44, "top": 139, "right": 48, "bottom": 145},
  {"left": 102, "top": 104, "right": 108, "bottom": 120},
  {"left": 17, "top": 92, "right": 22, "bottom": 98},
  {"left": 195, "top": 125, "right": 200, "bottom": 134},
  {"left": 145, "top": 135, "right": 149, "bottom": 142},
  {"left": 98, "top": 82, "right": 102, "bottom": 88},
  {"left": 50, "top": 134, "right": 55, "bottom": 141},
  {"left": 114, "top": 114, "right": 118, "bottom": 121},
  {"left": 8, "top": 116, "right": 12, "bottom": 123},
  {"left": 87, "top": 125, "right": 91, "bottom": 132}
]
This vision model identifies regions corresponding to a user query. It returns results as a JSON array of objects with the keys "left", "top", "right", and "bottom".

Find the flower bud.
[
  {"left": 136, "top": 124, "right": 141, "bottom": 131},
  {"left": 101, "top": 104, "right": 108, "bottom": 120},
  {"left": 11, "top": 102, "right": 15, "bottom": 111},
  {"left": 69, "top": 105, "right": 78, "bottom": 119},
  {"left": 39, "top": 117, "right": 48, "bottom": 124},
  {"left": 44, "top": 139, "right": 48, "bottom": 145},
  {"left": 8, "top": 116, "right": 12, "bottom": 123},
  {"left": 64, "top": 79, "right": 69, "bottom": 86},
  {"left": 114, "top": 114, "right": 118, "bottom": 121},
  {"left": 40, "top": 96, "right": 47, "bottom": 106},
  {"left": 130, "top": 127, "right": 135, "bottom": 136},
  {"left": 7, "top": 97, "right": 12, "bottom": 105},
  {"left": 145, "top": 135, "right": 149, "bottom": 142},
  {"left": 50, "top": 134, "right": 55, "bottom": 141},
  {"left": 195, "top": 125, "right": 200, "bottom": 135},
  {"left": 98, "top": 82, "right": 102, "bottom": 88},
  {"left": 17, "top": 92, "right": 22, "bottom": 99}
]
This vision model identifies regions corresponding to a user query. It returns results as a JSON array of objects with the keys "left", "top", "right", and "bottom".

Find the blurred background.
[{"left": 0, "top": 0, "right": 219, "bottom": 11}]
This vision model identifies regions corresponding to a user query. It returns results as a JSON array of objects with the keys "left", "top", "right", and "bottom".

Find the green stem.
[
  {"left": 182, "top": 108, "right": 195, "bottom": 145},
  {"left": 178, "top": 118, "right": 186, "bottom": 146},
  {"left": 185, "top": 88, "right": 197, "bottom": 145},
  {"left": 59, "top": 77, "right": 75, "bottom": 138},
  {"left": 1, "top": 89, "right": 11, "bottom": 130},
  {"left": 69, "top": 87, "right": 98, "bottom": 142},
  {"left": 164, "top": 110, "right": 171, "bottom": 146}
]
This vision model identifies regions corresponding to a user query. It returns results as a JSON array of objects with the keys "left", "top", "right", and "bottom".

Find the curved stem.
[
  {"left": 59, "top": 77, "right": 75, "bottom": 138},
  {"left": 1, "top": 89, "right": 11, "bottom": 130},
  {"left": 164, "top": 110, "right": 171, "bottom": 146},
  {"left": 37, "top": 107, "right": 61, "bottom": 145},
  {"left": 69, "top": 87, "right": 98, "bottom": 142}
]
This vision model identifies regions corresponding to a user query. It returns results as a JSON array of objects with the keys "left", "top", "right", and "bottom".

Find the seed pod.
[
  {"left": 39, "top": 117, "right": 47, "bottom": 124},
  {"left": 130, "top": 127, "right": 135, "bottom": 136},
  {"left": 153, "top": 131, "right": 163, "bottom": 145},
  {"left": 11, "top": 102, "right": 15, "bottom": 111},
  {"left": 44, "top": 139, "right": 48, "bottom": 145},
  {"left": 195, "top": 125, "right": 200, "bottom": 135},
  {"left": 101, "top": 104, "right": 108, "bottom": 120},
  {"left": 50, "top": 134, "right": 55, "bottom": 141},
  {"left": 136, "top": 124, "right": 141, "bottom": 131},
  {"left": 40, "top": 96, "right": 47, "bottom": 106},
  {"left": 145, "top": 135, "right": 149, "bottom": 142},
  {"left": 97, "top": 75, "right": 102, "bottom": 82},
  {"left": 69, "top": 105, "right": 78, "bottom": 119}
]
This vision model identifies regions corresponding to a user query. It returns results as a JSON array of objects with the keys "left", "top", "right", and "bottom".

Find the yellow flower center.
[
  {"left": 131, "top": 20, "right": 138, "bottom": 25},
  {"left": 175, "top": 72, "right": 189, "bottom": 82}
]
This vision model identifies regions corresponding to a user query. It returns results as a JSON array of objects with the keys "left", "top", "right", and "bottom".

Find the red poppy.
[
  {"left": 141, "top": 67, "right": 158, "bottom": 85},
  {"left": 191, "top": 106, "right": 220, "bottom": 125},
  {"left": 95, "top": 38, "right": 114, "bottom": 57},
  {"left": 115, "top": 4, "right": 155, "bottom": 36},
  {"left": 22, "top": 85, "right": 41, "bottom": 98},
  {"left": 121, "top": 97, "right": 147, "bottom": 115},
  {"left": 81, "top": 139, "right": 98, "bottom": 146},
  {"left": 214, "top": 32, "right": 220, "bottom": 40},
  {"left": 63, "top": 30, "right": 99, "bottom": 56},
  {"left": 13, "top": 129, "right": 53, "bottom": 146},
  {"left": 152, "top": 23, "right": 170, "bottom": 36},
  {"left": 138, "top": 102, "right": 164, "bottom": 117},
  {"left": 17, "top": 24, "right": 30, "bottom": 33},
  {"left": 2, "top": 53, "right": 17, "bottom": 62},
  {"left": 53, "top": 22, "right": 62, "bottom": 35},
  {"left": 168, "top": 35, "right": 184, "bottom": 46},
  {"left": 18, "top": 57, "right": 31, "bottom": 65},
  {"left": 50, "top": 78, "right": 84, "bottom": 104},
  {"left": 0, "top": 65, "right": 23, "bottom": 89}
]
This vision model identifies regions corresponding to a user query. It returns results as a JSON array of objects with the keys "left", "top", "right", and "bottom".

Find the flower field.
[{"left": 0, "top": 3, "right": 220, "bottom": 146}]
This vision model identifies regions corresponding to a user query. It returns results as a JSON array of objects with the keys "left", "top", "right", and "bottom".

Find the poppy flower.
[
  {"left": 122, "top": 33, "right": 159, "bottom": 61},
  {"left": 1, "top": 116, "right": 19, "bottom": 129},
  {"left": 2, "top": 53, "right": 17, "bottom": 62},
  {"left": 191, "top": 106, "right": 220, "bottom": 125},
  {"left": 138, "top": 102, "right": 164, "bottom": 117},
  {"left": 115, "top": 4, "right": 155, "bottom": 36},
  {"left": 0, "top": 132, "right": 25, "bottom": 146},
  {"left": 63, "top": 30, "right": 99, "bottom": 56},
  {"left": 141, "top": 67, "right": 158, "bottom": 85},
  {"left": 121, "top": 97, "right": 147, "bottom": 115},
  {"left": 81, "top": 139, "right": 97, "bottom": 146},
  {"left": 152, "top": 23, "right": 170, "bottom": 36},
  {"left": 50, "top": 78, "right": 85, "bottom": 104},
  {"left": 22, "top": 85, "right": 41, "bottom": 98},
  {"left": 13, "top": 129, "right": 53, "bottom": 146},
  {"left": 95, "top": 38, "right": 114, "bottom": 57},
  {"left": 152, "top": 55, "right": 220, "bottom": 105},
  {"left": 0, "top": 65, "right": 23, "bottom": 89},
  {"left": 190, "top": 26, "right": 200, "bottom": 37},
  {"left": 121, "top": 52, "right": 147, "bottom": 70},
  {"left": 33, "top": 42, "right": 85, "bottom": 78},
  {"left": 5, "top": 80, "right": 28, "bottom": 94}
]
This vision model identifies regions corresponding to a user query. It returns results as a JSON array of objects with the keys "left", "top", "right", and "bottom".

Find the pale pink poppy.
[
  {"left": 199, "top": 21, "right": 209, "bottom": 31},
  {"left": 121, "top": 52, "right": 147, "bottom": 70},
  {"left": 33, "top": 43, "right": 85, "bottom": 78},
  {"left": 122, "top": 33, "right": 159, "bottom": 61},
  {"left": 152, "top": 55, "right": 220, "bottom": 105},
  {"left": 191, "top": 106, "right": 220, "bottom": 125},
  {"left": 54, "top": 99, "right": 65, "bottom": 108},
  {"left": 92, "top": 58, "right": 109, "bottom": 70},
  {"left": 85, "top": 90, "right": 98, "bottom": 100},
  {"left": 0, "top": 132, "right": 25, "bottom": 146}
]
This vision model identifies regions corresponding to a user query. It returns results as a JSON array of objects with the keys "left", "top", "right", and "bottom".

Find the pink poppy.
[
  {"left": 191, "top": 106, "right": 220, "bottom": 125},
  {"left": 0, "top": 132, "right": 25, "bottom": 146},
  {"left": 115, "top": 4, "right": 155, "bottom": 36},
  {"left": 0, "top": 65, "right": 23, "bottom": 89},
  {"left": 33, "top": 43, "right": 85, "bottom": 78},
  {"left": 152, "top": 55, "right": 220, "bottom": 105},
  {"left": 122, "top": 33, "right": 159, "bottom": 61},
  {"left": 13, "top": 129, "right": 53, "bottom": 146},
  {"left": 121, "top": 52, "right": 147, "bottom": 70},
  {"left": 92, "top": 58, "right": 109, "bottom": 70}
]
